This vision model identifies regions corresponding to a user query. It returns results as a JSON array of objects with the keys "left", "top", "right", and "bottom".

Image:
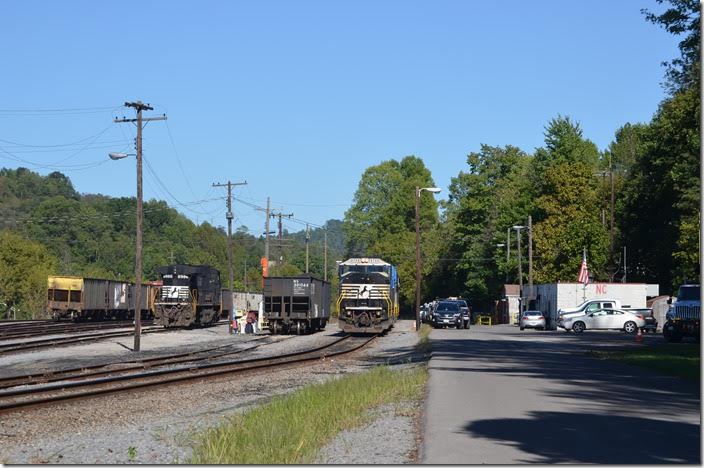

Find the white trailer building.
[{"left": 530, "top": 282, "right": 655, "bottom": 330}]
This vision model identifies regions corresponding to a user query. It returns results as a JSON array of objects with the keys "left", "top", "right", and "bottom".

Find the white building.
[{"left": 530, "top": 282, "right": 657, "bottom": 330}]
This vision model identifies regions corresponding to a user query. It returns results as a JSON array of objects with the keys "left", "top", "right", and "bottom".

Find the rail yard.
[{"left": 0, "top": 318, "right": 424, "bottom": 464}]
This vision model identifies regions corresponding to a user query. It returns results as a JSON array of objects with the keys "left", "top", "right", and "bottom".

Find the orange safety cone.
[{"left": 635, "top": 327, "right": 644, "bottom": 343}]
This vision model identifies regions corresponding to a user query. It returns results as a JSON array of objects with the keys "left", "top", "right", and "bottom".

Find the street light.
[
  {"left": 512, "top": 225, "right": 525, "bottom": 315},
  {"left": 415, "top": 186, "right": 441, "bottom": 332},
  {"left": 108, "top": 151, "right": 141, "bottom": 351}
]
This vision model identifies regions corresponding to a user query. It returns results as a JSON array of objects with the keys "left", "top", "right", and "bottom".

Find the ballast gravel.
[{"left": 0, "top": 319, "right": 425, "bottom": 464}]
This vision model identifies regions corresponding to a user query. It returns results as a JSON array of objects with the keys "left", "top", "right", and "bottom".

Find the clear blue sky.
[{"left": 0, "top": 0, "right": 681, "bottom": 235}]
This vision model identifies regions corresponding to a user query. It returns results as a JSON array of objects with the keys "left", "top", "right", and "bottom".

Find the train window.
[
  {"left": 70, "top": 290, "right": 81, "bottom": 302},
  {"left": 52, "top": 289, "right": 69, "bottom": 302}
]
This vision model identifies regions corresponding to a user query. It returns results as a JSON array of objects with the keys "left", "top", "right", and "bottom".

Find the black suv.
[
  {"left": 444, "top": 298, "right": 471, "bottom": 329},
  {"left": 431, "top": 301, "right": 462, "bottom": 329}
]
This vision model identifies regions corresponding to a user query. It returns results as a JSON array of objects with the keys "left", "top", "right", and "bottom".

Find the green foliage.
[
  {"left": 642, "top": 0, "right": 700, "bottom": 93},
  {"left": 343, "top": 156, "right": 440, "bottom": 309},
  {"left": 441, "top": 145, "right": 533, "bottom": 308},
  {"left": 0, "top": 230, "right": 58, "bottom": 319},
  {"left": 532, "top": 117, "right": 609, "bottom": 283},
  {"left": 618, "top": 86, "right": 700, "bottom": 289}
]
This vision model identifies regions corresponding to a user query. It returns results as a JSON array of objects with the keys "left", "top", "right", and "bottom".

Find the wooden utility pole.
[
  {"left": 264, "top": 197, "right": 271, "bottom": 263},
  {"left": 271, "top": 211, "right": 293, "bottom": 273},
  {"left": 114, "top": 101, "right": 166, "bottom": 352},
  {"left": 305, "top": 224, "right": 310, "bottom": 273},
  {"left": 528, "top": 215, "right": 533, "bottom": 304},
  {"left": 212, "top": 180, "right": 247, "bottom": 291},
  {"left": 324, "top": 230, "right": 328, "bottom": 282}
]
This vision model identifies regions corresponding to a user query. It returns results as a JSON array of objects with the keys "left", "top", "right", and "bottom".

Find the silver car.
[
  {"left": 561, "top": 308, "right": 646, "bottom": 334},
  {"left": 519, "top": 310, "right": 546, "bottom": 330}
]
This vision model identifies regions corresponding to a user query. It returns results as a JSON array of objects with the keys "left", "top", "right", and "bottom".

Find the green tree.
[
  {"left": 441, "top": 145, "right": 533, "bottom": 309},
  {"left": 531, "top": 116, "right": 609, "bottom": 282},
  {"left": 0, "top": 230, "right": 58, "bottom": 319},
  {"left": 642, "top": 0, "right": 700, "bottom": 93},
  {"left": 343, "top": 156, "right": 439, "bottom": 310}
]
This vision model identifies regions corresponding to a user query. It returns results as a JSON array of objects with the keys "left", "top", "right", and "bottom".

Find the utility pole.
[
  {"left": 609, "top": 154, "right": 615, "bottom": 255},
  {"left": 212, "top": 180, "right": 248, "bottom": 291},
  {"left": 271, "top": 211, "right": 293, "bottom": 273},
  {"left": 324, "top": 230, "right": 328, "bottom": 281},
  {"left": 512, "top": 225, "right": 525, "bottom": 315},
  {"left": 114, "top": 101, "right": 166, "bottom": 352},
  {"left": 528, "top": 215, "right": 533, "bottom": 305},
  {"left": 265, "top": 197, "right": 271, "bottom": 263},
  {"left": 305, "top": 224, "right": 310, "bottom": 274}
]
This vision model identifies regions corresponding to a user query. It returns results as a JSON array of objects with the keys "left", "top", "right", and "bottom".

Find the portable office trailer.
[
  {"left": 264, "top": 275, "right": 331, "bottom": 334},
  {"left": 531, "top": 282, "right": 650, "bottom": 330}
]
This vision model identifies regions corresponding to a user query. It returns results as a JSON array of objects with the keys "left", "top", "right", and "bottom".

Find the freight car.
[
  {"left": 153, "top": 264, "right": 226, "bottom": 327},
  {"left": 336, "top": 258, "right": 399, "bottom": 334},
  {"left": 46, "top": 276, "right": 153, "bottom": 321},
  {"left": 263, "top": 275, "right": 330, "bottom": 334}
]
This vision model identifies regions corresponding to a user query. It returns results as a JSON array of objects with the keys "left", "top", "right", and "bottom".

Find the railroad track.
[
  {"left": 0, "top": 335, "right": 292, "bottom": 390},
  {"left": 0, "top": 321, "right": 153, "bottom": 341},
  {"left": 0, "top": 334, "right": 375, "bottom": 413},
  {"left": 0, "top": 326, "right": 168, "bottom": 356}
]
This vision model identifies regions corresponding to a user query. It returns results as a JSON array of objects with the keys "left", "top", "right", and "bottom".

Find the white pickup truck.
[{"left": 557, "top": 298, "right": 631, "bottom": 328}]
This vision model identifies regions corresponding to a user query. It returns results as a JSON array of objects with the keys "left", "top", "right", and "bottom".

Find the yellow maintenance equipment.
[{"left": 479, "top": 316, "right": 492, "bottom": 326}]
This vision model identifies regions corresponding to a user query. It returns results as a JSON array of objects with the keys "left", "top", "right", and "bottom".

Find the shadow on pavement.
[
  {"left": 429, "top": 331, "right": 701, "bottom": 463},
  {"left": 463, "top": 411, "right": 700, "bottom": 464}
]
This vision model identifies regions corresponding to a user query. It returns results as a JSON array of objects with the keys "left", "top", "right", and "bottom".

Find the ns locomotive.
[
  {"left": 336, "top": 258, "right": 399, "bottom": 334},
  {"left": 153, "top": 264, "right": 230, "bottom": 327}
]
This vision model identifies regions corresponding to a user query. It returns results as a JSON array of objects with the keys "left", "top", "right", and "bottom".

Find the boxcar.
[{"left": 264, "top": 275, "right": 330, "bottom": 334}]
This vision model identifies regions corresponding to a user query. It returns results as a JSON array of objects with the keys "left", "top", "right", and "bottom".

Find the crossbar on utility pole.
[
  {"left": 114, "top": 101, "right": 166, "bottom": 352},
  {"left": 212, "top": 180, "right": 247, "bottom": 292}
]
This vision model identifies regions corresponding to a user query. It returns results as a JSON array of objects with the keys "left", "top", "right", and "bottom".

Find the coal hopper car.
[
  {"left": 263, "top": 275, "right": 331, "bottom": 334},
  {"left": 46, "top": 275, "right": 152, "bottom": 321}
]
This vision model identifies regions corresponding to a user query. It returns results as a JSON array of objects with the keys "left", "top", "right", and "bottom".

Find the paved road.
[{"left": 422, "top": 325, "right": 700, "bottom": 464}]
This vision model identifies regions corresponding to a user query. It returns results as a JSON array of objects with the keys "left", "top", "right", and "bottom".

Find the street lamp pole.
[
  {"left": 513, "top": 225, "right": 525, "bottom": 315},
  {"left": 415, "top": 186, "right": 441, "bottom": 331}
]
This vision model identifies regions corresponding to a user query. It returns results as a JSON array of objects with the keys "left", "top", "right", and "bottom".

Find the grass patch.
[
  {"left": 188, "top": 365, "right": 428, "bottom": 464},
  {"left": 590, "top": 344, "right": 700, "bottom": 382}
]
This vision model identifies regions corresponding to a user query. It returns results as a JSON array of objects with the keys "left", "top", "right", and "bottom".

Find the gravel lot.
[{"left": 0, "top": 319, "right": 424, "bottom": 464}]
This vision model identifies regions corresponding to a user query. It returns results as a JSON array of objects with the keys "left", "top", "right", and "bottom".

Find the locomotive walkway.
[{"left": 421, "top": 325, "right": 700, "bottom": 464}]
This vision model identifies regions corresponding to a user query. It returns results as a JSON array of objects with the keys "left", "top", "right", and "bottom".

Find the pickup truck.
[{"left": 557, "top": 299, "right": 630, "bottom": 329}]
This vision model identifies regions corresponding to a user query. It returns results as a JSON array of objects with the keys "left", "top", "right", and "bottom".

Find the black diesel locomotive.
[{"left": 153, "top": 264, "right": 230, "bottom": 327}]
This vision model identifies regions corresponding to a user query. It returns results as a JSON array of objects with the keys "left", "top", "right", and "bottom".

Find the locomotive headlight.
[
  {"left": 346, "top": 309, "right": 351, "bottom": 317},
  {"left": 376, "top": 311, "right": 381, "bottom": 317}
]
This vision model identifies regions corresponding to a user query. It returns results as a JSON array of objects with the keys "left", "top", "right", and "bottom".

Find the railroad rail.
[
  {"left": 0, "top": 326, "right": 168, "bottom": 356},
  {"left": 0, "top": 334, "right": 375, "bottom": 413},
  {"left": 0, "top": 321, "right": 153, "bottom": 341},
  {"left": 0, "top": 335, "right": 292, "bottom": 390}
]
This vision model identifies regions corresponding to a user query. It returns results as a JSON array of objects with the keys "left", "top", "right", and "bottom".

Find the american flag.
[{"left": 577, "top": 251, "right": 589, "bottom": 285}]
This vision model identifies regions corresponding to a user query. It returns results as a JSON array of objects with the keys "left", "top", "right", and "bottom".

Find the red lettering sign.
[{"left": 596, "top": 284, "right": 606, "bottom": 295}]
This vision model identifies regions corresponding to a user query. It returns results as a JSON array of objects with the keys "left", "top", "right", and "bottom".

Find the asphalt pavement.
[{"left": 422, "top": 324, "right": 701, "bottom": 464}]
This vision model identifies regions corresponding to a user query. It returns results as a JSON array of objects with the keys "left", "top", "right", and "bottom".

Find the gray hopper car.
[
  {"left": 264, "top": 275, "right": 331, "bottom": 334},
  {"left": 47, "top": 275, "right": 152, "bottom": 321}
]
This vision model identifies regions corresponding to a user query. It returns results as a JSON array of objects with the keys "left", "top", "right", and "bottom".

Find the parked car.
[
  {"left": 560, "top": 308, "right": 646, "bottom": 334},
  {"left": 519, "top": 310, "right": 546, "bottom": 330},
  {"left": 431, "top": 301, "right": 462, "bottom": 329},
  {"left": 444, "top": 297, "right": 471, "bottom": 329}
]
